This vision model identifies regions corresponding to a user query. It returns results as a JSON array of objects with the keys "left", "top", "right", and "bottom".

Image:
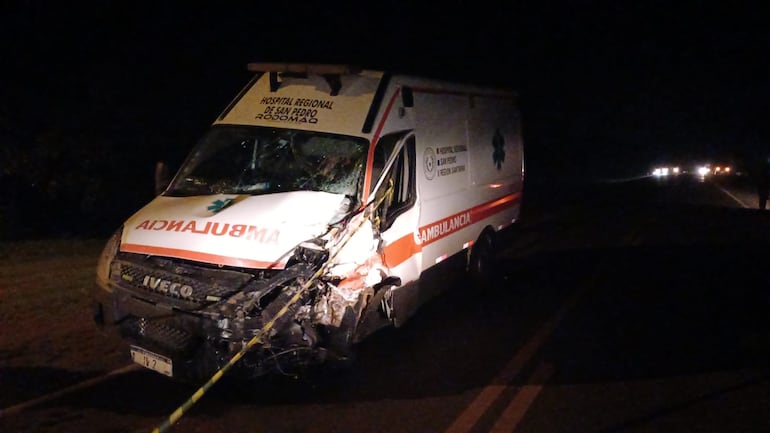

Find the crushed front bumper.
[{"left": 92, "top": 284, "right": 324, "bottom": 381}]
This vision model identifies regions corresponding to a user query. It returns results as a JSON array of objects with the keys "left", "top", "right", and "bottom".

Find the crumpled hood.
[{"left": 121, "top": 191, "right": 350, "bottom": 269}]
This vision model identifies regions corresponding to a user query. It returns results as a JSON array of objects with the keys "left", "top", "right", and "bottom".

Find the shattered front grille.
[{"left": 114, "top": 254, "right": 255, "bottom": 305}]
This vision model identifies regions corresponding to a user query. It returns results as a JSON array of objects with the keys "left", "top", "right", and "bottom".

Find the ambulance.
[{"left": 93, "top": 64, "right": 524, "bottom": 380}]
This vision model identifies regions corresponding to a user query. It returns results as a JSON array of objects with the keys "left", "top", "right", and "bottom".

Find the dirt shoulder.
[{"left": 0, "top": 239, "right": 130, "bottom": 408}]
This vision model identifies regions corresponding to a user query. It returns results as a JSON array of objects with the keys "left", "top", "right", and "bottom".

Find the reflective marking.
[
  {"left": 383, "top": 193, "right": 521, "bottom": 268},
  {"left": 444, "top": 278, "right": 590, "bottom": 433},
  {"left": 489, "top": 363, "right": 555, "bottom": 433},
  {"left": 121, "top": 243, "right": 286, "bottom": 269},
  {"left": 715, "top": 183, "right": 751, "bottom": 209},
  {"left": 0, "top": 364, "right": 140, "bottom": 418}
]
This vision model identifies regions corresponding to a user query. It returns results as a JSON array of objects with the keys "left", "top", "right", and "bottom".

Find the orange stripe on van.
[
  {"left": 383, "top": 232, "right": 422, "bottom": 268},
  {"left": 121, "top": 243, "right": 285, "bottom": 269},
  {"left": 123, "top": 193, "right": 520, "bottom": 271},
  {"left": 470, "top": 192, "right": 521, "bottom": 222},
  {"left": 383, "top": 192, "right": 522, "bottom": 268}
]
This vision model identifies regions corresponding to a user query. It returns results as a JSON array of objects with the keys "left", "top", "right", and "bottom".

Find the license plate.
[{"left": 130, "top": 345, "right": 173, "bottom": 377}]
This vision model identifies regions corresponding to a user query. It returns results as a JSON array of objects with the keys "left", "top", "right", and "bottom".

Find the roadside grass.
[
  {"left": 0, "top": 238, "right": 106, "bottom": 263},
  {"left": 0, "top": 238, "right": 128, "bottom": 386}
]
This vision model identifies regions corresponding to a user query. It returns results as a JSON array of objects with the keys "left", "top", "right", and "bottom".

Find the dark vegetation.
[
  {"left": 2, "top": 2, "right": 765, "bottom": 239},
  {"left": 0, "top": 113, "right": 157, "bottom": 239}
]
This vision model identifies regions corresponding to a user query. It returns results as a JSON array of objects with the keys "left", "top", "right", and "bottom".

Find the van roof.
[{"left": 247, "top": 63, "right": 362, "bottom": 75}]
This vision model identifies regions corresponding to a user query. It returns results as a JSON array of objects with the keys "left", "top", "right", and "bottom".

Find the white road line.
[
  {"left": 715, "top": 183, "right": 751, "bottom": 209},
  {"left": 0, "top": 364, "right": 140, "bottom": 417},
  {"left": 489, "top": 362, "right": 555, "bottom": 433},
  {"left": 444, "top": 283, "right": 588, "bottom": 433}
]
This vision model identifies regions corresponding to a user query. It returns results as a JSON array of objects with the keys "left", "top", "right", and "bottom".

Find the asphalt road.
[{"left": 3, "top": 174, "right": 770, "bottom": 433}]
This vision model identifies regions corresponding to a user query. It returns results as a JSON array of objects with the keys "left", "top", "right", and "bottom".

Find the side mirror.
[{"left": 154, "top": 161, "right": 171, "bottom": 196}]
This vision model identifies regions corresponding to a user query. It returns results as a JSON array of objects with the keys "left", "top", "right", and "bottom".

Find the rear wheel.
[{"left": 468, "top": 230, "right": 495, "bottom": 286}]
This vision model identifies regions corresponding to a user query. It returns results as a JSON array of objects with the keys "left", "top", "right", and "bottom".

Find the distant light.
[
  {"left": 697, "top": 166, "right": 710, "bottom": 176},
  {"left": 724, "top": 166, "right": 731, "bottom": 173},
  {"left": 672, "top": 167, "right": 680, "bottom": 174}
]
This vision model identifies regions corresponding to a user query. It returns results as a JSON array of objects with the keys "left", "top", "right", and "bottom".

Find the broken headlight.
[
  {"left": 96, "top": 226, "right": 122, "bottom": 289},
  {"left": 290, "top": 240, "right": 329, "bottom": 267}
]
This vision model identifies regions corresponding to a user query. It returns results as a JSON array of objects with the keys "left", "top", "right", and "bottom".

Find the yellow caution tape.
[{"left": 151, "top": 187, "right": 392, "bottom": 433}]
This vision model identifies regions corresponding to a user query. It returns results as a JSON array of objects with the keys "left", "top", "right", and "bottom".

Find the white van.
[{"left": 93, "top": 64, "right": 524, "bottom": 380}]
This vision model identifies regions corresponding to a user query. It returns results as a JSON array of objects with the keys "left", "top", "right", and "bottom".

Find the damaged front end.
[{"left": 94, "top": 215, "right": 391, "bottom": 381}]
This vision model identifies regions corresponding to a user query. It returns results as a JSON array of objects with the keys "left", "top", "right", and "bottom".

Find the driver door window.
[{"left": 376, "top": 136, "right": 416, "bottom": 231}]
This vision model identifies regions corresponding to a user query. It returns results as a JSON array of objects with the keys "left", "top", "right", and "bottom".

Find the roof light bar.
[{"left": 247, "top": 63, "right": 361, "bottom": 75}]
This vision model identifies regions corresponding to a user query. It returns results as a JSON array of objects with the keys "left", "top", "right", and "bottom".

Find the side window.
[
  {"left": 370, "top": 133, "right": 400, "bottom": 195},
  {"left": 376, "top": 136, "right": 416, "bottom": 231}
]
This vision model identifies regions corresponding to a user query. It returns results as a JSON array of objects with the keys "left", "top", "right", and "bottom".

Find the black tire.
[{"left": 468, "top": 230, "right": 495, "bottom": 287}]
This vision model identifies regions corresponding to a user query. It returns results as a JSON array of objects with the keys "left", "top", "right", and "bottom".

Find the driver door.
[{"left": 371, "top": 132, "right": 422, "bottom": 326}]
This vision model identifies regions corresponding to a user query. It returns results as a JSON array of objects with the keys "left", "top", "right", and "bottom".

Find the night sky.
[{"left": 1, "top": 1, "right": 768, "bottom": 237}]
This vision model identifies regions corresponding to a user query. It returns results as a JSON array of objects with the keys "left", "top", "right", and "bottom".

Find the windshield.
[{"left": 166, "top": 125, "right": 368, "bottom": 199}]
